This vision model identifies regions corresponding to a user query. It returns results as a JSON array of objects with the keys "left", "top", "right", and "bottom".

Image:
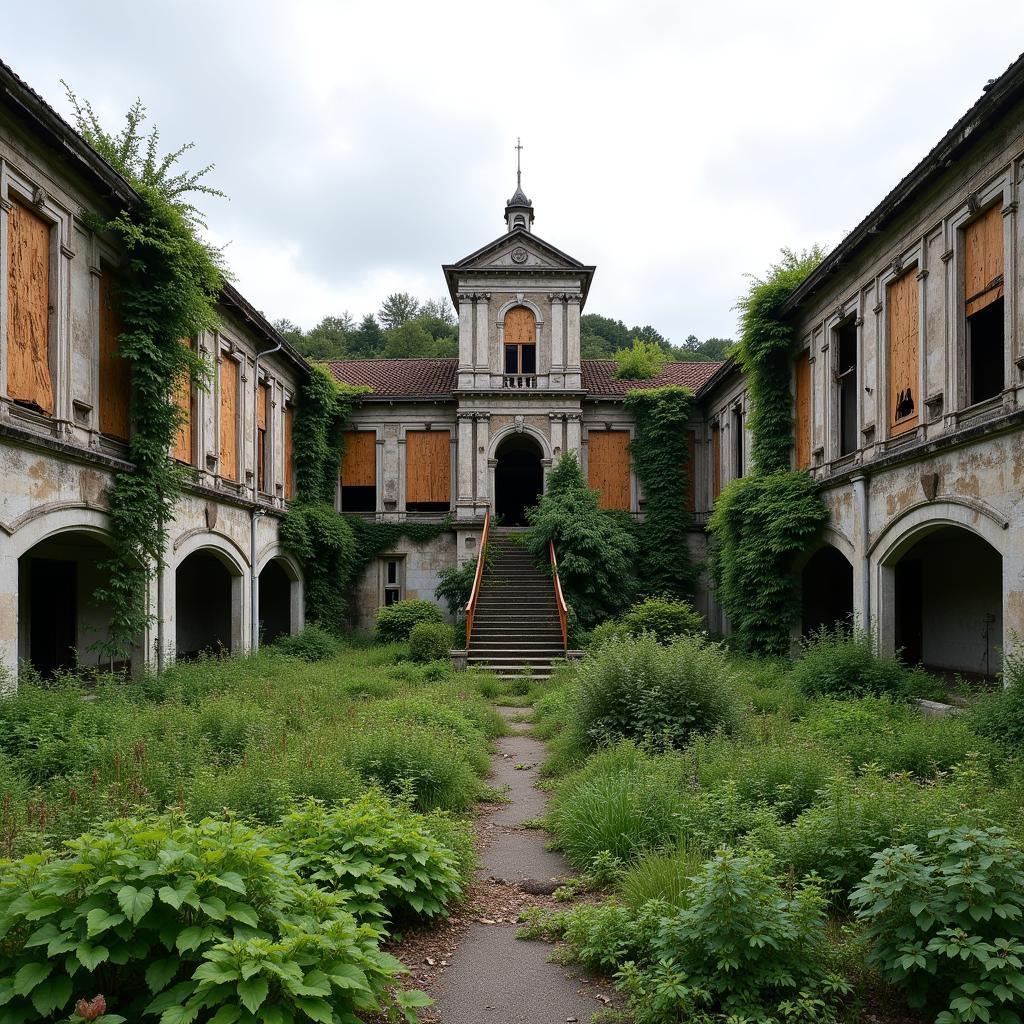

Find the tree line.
[{"left": 275, "top": 293, "right": 734, "bottom": 364}]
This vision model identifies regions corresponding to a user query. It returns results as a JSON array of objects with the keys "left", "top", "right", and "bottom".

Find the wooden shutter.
[
  {"left": 219, "top": 357, "right": 238, "bottom": 481},
  {"left": 406, "top": 430, "right": 451, "bottom": 505},
  {"left": 6, "top": 199, "right": 53, "bottom": 414},
  {"left": 256, "top": 382, "right": 269, "bottom": 490},
  {"left": 504, "top": 307, "right": 535, "bottom": 344},
  {"left": 964, "top": 204, "right": 1004, "bottom": 316},
  {"left": 341, "top": 430, "right": 376, "bottom": 486},
  {"left": 171, "top": 338, "right": 194, "bottom": 463},
  {"left": 587, "top": 430, "right": 631, "bottom": 510},
  {"left": 794, "top": 350, "right": 811, "bottom": 469},
  {"left": 711, "top": 424, "right": 721, "bottom": 499},
  {"left": 685, "top": 430, "right": 696, "bottom": 513},
  {"left": 283, "top": 404, "right": 295, "bottom": 500},
  {"left": 99, "top": 267, "right": 131, "bottom": 440},
  {"left": 888, "top": 269, "right": 919, "bottom": 437}
]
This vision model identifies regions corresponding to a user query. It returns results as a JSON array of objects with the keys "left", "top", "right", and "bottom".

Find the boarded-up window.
[
  {"left": 685, "top": 430, "right": 696, "bottom": 514},
  {"left": 503, "top": 306, "right": 537, "bottom": 375},
  {"left": 6, "top": 199, "right": 53, "bottom": 414},
  {"left": 256, "top": 382, "right": 269, "bottom": 491},
  {"left": 887, "top": 269, "right": 919, "bottom": 437},
  {"left": 795, "top": 350, "right": 811, "bottom": 469},
  {"left": 406, "top": 430, "right": 451, "bottom": 510},
  {"left": 219, "top": 357, "right": 239, "bottom": 481},
  {"left": 587, "top": 430, "right": 631, "bottom": 511},
  {"left": 711, "top": 423, "right": 721, "bottom": 499},
  {"left": 99, "top": 266, "right": 131, "bottom": 440},
  {"left": 964, "top": 205, "right": 1005, "bottom": 405},
  {"left": 341, "top": 430, "right": 376, "bottom": 511},
  {"left": 283, "top": 403, "right": 295, "bottom": 500},
  {"left": 171, "top": 338, "right": 194, "bottom": 464}
]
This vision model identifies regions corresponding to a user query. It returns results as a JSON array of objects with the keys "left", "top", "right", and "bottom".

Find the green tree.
[
  {"left": 384, "top": 320, "right": 439, "bottom": 358},
  {"left": 349, "top": 313, "right": 386, "bottom": 358},
  {"left": 378, "top": 291, "right": 420, "bottom": 330},
  {"left": 581, "top": 314, "right": 631, "bottom": 358}
]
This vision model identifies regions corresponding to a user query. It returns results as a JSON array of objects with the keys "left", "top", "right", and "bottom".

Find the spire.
[{"left": 505, "top": 136, "right": 534, "bottom": 232}]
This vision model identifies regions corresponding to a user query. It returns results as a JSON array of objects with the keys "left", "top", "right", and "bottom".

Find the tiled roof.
[
  {"left": 323, "top": 357, "right": 724, "bottom": 399},
  {"left": 325, "top": 358, "right": 458, "bottom": 396},
  {"left": 581, "top": 359, "right": 723, "bottom": 396}
]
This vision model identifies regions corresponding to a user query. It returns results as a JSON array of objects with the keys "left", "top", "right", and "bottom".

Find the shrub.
[
  {"left": 619, "top": 597, "right": 704, "bottom": 642},
  {"left": 374, "top": 599, "right": 444, "bottom": 643},
  {"left": 617, "top": 846, "right": 703, "bottom": 911},
  {"left": 851, "top": 826, "right": 1024, "bottom": 1023},
  {"left": 586, "top": 619, "right": 625, "bottom": 649},
  {"left": 968, "top": 649, "right": 1024, "bottom": 747},
  {"left": 274, "top": 793, "right": 467, "bottom": 924},
  {"left": 408, "top": 621, "right": 455, "bottom": 663},
  {"left": 435, "top": 552, "right": 489, "bottom": 617},
  {"left": 613, "top": 338, "right": 667, "bottom": 379},
  {"left": 0, "top": 814, "right": 425, "bottom": 1023},
  {"left": 570, "top": 633, "right": 739, "bottom": 751},
  {"left": 272, "top": 623, "right": 339, "bottom": 661},
  {"left": 561, "top": 899, "right": 668, "bottom": 973},
  {"left": 791, "top": 627, "right": 910, "bottom": 698}
]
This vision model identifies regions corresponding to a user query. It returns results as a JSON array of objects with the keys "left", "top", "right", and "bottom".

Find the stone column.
[
  {"left": 457, "top": 293, "right": 474, "bottom": 389},
  {"left": 565, "top": 293, "right": 582, "bottom": 389},
  {"left": 851, "top": 474, "right": 871, "bottom": 629},
  {"left": 0, "top": 548, "right": 18, "bottom": 689},
  {"left": 566, "top": 413, "right": 582, "bottom": 458},
  {"left": 549, "top": 293, "right": 565, "bottom": 372},
  {"left": 375, "top": 436, "right": 385, "bottom": 514},
  {"left": 475, "top": 413, "right": 491, "bottom": 513},
  {"left": 474, "top": 294, "right": 490, "bottom": 385}
]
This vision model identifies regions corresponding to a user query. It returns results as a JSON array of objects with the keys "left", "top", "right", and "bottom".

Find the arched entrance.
[
  {"left": 888, "top": 525, "right": 1002, "bottom": 678},
  {"left": 800, "top": 545, "right": 854, "bottom": 636},
  {"left": 494, "top": 434, "right": 544, "bottom": 526},
  {"left": 175, "top": 550, "right": 239, "bottom": 659},
  {"left": 258, "top": 558, "right": 294, "bottom": 645}
]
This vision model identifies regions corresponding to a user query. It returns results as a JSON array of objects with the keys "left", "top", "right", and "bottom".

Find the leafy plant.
[
  {"left": 375, "top": 600, "right": 445, "bottom": 644},
  {"left": 435, "top": 550, "right": 490, "bottom": 618},
  {"left": 619, "top": 597, "right": 704, "bottom": 643},
  {"left": 851, "top": 826, "right": 1024, "bottom": 1023},
  {"left": 613, "top": 338, "right": 667, "bottom": 379},
  {"left": 272, "top": 624, "right": 339, "bottom": 662},
  {"left": 791, "top": 627, "right": 910, "bottom": 698},
  {"left": 408, "top": 622, "right": 455, "bottom": 663},
  {"left": 967, "top": 646, "right": 1024, "bottom": 748}
]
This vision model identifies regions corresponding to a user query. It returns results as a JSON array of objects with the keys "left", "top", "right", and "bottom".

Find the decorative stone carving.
[
  {"left": 204, "top": 503, "right": 219, "bottom": 529},
  {"left": 32, "top": 186, "right": 48, "bottom": 209},
  {"left": 920, "top": 472, "right": 940, "bottom": 501},
  {"left": 514, "top": 415, "right": 525, "bottom": 433}
]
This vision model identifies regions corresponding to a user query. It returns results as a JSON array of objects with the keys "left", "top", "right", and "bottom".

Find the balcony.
[{"left": 503, "top": 373, "right": 537, "bottom": 389}]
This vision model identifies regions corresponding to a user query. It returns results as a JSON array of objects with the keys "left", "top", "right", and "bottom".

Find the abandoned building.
[{"left": 3, "top": 51, "right": 1024, "bottom": 686}]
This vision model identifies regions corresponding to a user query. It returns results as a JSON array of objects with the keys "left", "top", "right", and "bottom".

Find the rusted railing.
[
  {"left": 464, "top": 509, "right": 490, "bottom": 648},
  {"left": 549, "top": 540, "right": 569, "bottom": 651}
]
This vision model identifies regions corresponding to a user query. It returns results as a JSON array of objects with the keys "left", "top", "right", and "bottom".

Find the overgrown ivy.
[
  {"left": 624, "top": 385, "right": 697, "bottom": 599},
  {"left": 66, "top": 91, "right": 223, "bottom": 663},
  {"left": 708, "top": 248, "right": 829, "bottom": 655}
]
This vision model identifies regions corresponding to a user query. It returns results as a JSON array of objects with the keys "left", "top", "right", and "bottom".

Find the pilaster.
[
  {"left": 456, "top": 412, "right": 475, "bottom": 519},
  {"left": 474, "top": 294, "right": 490, "bottom": 387},
  {"left": 457, "top": 292, "right": 475, "bottom": 389},
  {"left": 475, "top": 412, "right": 491, "bottom": 513},
  {"left": 565, "top": 292, "right": 582, "bottom": 389}
]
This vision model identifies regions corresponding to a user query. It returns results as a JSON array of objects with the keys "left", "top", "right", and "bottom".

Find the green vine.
[
  {"left": 624, "top": 386, "right": 696, "bottom": 598},
  {"left": 708, "top": 249, "right": 829, "bottom": 655},
  {"left": 65, "top": 92, "right": 222, "bottom": 663}
]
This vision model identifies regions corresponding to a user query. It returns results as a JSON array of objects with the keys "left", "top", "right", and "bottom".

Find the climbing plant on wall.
[
  {"left": 708, "top": 248, "right": 829, "bottom": 655},
  {"left": 624, "top": 385, "right": 697, "bottom": 599},
  {"left": 65, "top": 90, "right": 223, "bottom": 662}
]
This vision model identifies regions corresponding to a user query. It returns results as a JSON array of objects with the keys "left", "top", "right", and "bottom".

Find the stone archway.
[
  {"left": 174, "top": 547, "right": 243, "bottom": 659},
  {"left": 494, "top": 433, "right": 544, "bottom": 526},
  {"left": 800, "top": 544, "right": 854, "bottom": 636}
]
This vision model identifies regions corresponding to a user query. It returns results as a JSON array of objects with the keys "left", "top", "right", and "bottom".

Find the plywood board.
[
  {"left": 99, "top": 267, "right": 131, "bottom": 440},
  {"left": 406, "top": 430, "right": 450, "bottom": 504},
  {"left": 6, "top": 199, "right": 53, "bottom": 414},
  {"left": 888, "top": 269, "right": 919, "bottom": 436},
  {"left": 219, "top": 357, "right": 238, "bottom": 481},
  {"left": 964, "top": 204, "right": 1004, "bottom": 316},
  {"left": 504, "top": 306, "right": 535, "bottom": 345},
  {"left": 587, "top": 430, "right": 631, "bottom": 511},
  {"left": 171, "top": 338, "right": 193, "bottom": 464},
  {"left": 794, "top": 350, "right": 811, "bottom": 469},
  {"left": 341, "top": 430, "right": 376, "bottom": 486}
]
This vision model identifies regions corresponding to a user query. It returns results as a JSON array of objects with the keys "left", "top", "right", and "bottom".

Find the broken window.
[
  {"left": 732, "top": 406, "right": 743, "bottom": 478},
  {"left": 964, "top": 204, "right": 1005, "bottom": 406},
  {"left": 256, "top": 381, "right": 270, "bottom": 491},
  {"left": 405, "top": 430, "right": 451, "bottom": 512},
  {"left": 503, "top": 307, "right": 536, "bottom": 375},
  {"left": 794, "top": 350, "right": 811, "bottom": 469},
  {"left": 383, "top": 557, "right": 404, "bottom": 606},
  {"left": 887, "top": 268, "right": 918, "bottom": 437},
  {"left": 340, "top": 430, "right": 377, "bottom": 512},
  {"left": 836, "top": 319, "right": 858, "bottom": 456}
]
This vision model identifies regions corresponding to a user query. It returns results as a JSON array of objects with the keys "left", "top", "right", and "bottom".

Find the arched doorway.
[
  {"left": 175, "top": 550, "right": 238, "bottom": 659},
  {"left": 494, "top": 434, "right": 544, "bottom": 526},
  {"left": 258, "top": 558, "right": 293, "bottom": 645},
  {"left": 16, "top": 529, "right": 122, "bottom": 676},
  {"left": 800, "top": 545, "right": 854, "bottom": 636},
  {"left": 889, "top": 525, "right": 1002, "bottom": 678}
]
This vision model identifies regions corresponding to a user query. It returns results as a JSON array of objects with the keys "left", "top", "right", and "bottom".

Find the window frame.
[
  {"left": 382, "top": 555, "right": 405, "bottom": 607},
  {"left": 833, "top": 316, "right": 858, "bottom": 458}
]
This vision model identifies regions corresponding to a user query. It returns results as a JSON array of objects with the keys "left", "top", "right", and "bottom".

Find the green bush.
[
  {"left": 408, "top": 621, "right": 455, "bottom": 663},
  {"left": 851, "top": 826, "right": 1024, "bottom": 1023},
  {"left": 561, "top": 899, "right": 668, "bottom": 973},
  {"left": 791, "top": 627, "right": 910, "bottom": 698},
  {"left": 272, "top": 623, "right": 339, "bottom": 661},
  {"left": 968, "top": 650, "right": 1024, "bottom": 747},
  {"left": 274, "top": 793, "right": 467, "bottom": 924},
  {"left": 613, "top": 338, "right": 667, "bottom": 379},
  {"left": 570, "top": 633, "right": 739, "bottom": 752},
  {"left": 618, "top": 597, "right": 703, "bottom": 642},
  {"left": 374, "top": 599, "right": 444, "bottom": 643},
  {"left": 0, "top": 814, "right": 427, "bottom": 1023},
  {"left": 617, "top": 846, "right": 702, "bottom": 911}
]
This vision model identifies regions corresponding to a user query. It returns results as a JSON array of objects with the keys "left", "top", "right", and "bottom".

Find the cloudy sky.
[{"left": 6, "top": 1, "right": 1024, "bottom": 342}]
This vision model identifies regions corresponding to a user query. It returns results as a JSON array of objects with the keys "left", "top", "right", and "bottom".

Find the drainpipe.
[
  {"left": 853, "top": 473, "right": 871, "bottom": 629},
  {"left": 250, "top": 338, "right": 283, "bottom": 652},
  {"left": 156, "top": 517, "right": 166, "bottom": 673}
]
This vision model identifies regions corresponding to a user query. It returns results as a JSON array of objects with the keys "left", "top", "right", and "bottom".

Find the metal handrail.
[
  {"left": 464, "top": 509, "right": 490, "bottom": 648},
  {"left": 549, "top": 540, "right": 569, "bottom": 651}
]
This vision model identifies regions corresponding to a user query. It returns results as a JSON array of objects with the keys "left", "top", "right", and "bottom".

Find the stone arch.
[
  {"left": 799, "top": 542, "right": 855, "bottom": 637},
  {"left": 171, "top": 533, "right": 247, "bottom": 660},
  {"left": 493, "top": 431, "right": 545, "bottom": 526},
  {"left": 792, "top": 524, "right": 856, "bottom": 573},
  {"left": 494, "top": 297, "right": 544, "bottom": 329},
  {"left": 255, "top": 546, "right": 304, "bottom": 644},
  {"left": 487, "top": 421, "right": 554, "bottom": 463}
]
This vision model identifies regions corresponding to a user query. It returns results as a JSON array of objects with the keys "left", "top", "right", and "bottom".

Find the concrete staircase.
[{"left": 467, "top": 528, "right": 567, "bottom": 680}]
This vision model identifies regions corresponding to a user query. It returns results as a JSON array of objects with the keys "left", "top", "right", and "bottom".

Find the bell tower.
[{"left": 504, "top": 137, "right": 534, "bottom": 233}]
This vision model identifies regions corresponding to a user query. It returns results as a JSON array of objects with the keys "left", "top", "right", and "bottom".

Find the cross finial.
[{"left": 515, "top": 137, "right": 523, "bottom": 187}]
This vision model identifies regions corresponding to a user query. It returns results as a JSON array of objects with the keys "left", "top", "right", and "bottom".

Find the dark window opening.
[
  {"left": 504, "top": 343, "right": 536, "bottom": 375},
  {"left": 836, "top": 320, "right": 858, "bottom": 456},
  {"left": 406, "top": 502, "right": 450, "bottom": 513},
  {"left": 258, "top": 560, "right": 291, "bottom": 645},
  {"left": 968, "top": 297, "right": 1004, "bottom": 405},
  {"left": 341, "top": 485, "right": 376, "bottom": 512},
  {"left": 383, "top": 558, "right": 403, "bottom": 605},
  {"left": 801, "top": 546, "right": 854, "bottom": 636},
  {"left": 495, "top": 434, "right": 544, "bottom": 526},
  {"left": 29, "top": 558, "right": 77, "bottom": 677},
  {"left": 732, "top": 407, "right": 743, "bottom": 478}
]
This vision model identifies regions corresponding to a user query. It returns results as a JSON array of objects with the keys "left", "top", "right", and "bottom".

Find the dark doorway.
[
  {"left": 176, "top": 551, "right": 234, "bottom": 659},
  {"left": 800, "top": 545, "right": 854, "bottom": 636},
  {"left": 259, "top": 560, "right": 292, "bottom": 645},
  {"left": 29, "top": 558, "right": 77, "bottom": 676},
  {"left": 495, "top": 434, "right": 544, "bottom": 526},
  {"left": 894, "top": 559, "right": 923, "bottom": 667}
]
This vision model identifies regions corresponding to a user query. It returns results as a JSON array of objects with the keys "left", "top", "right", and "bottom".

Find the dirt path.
[{"left": 422, "top": 707, "right": 614, "bottom": 1024}]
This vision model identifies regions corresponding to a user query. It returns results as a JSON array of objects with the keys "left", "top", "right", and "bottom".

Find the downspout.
[
  {"left": 853, "top": 473, "right": 871, "bottom": 629},
  {"left": 251, "top": 338, "right": 283, "bottom": 652},
  {"left": 156, "top": 515, "right": 166, "bottom": 673}
]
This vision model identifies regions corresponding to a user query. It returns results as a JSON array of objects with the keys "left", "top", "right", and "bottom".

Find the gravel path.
[{"left": 429, "top": 708, "right": 615, "bottom": 1024}]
